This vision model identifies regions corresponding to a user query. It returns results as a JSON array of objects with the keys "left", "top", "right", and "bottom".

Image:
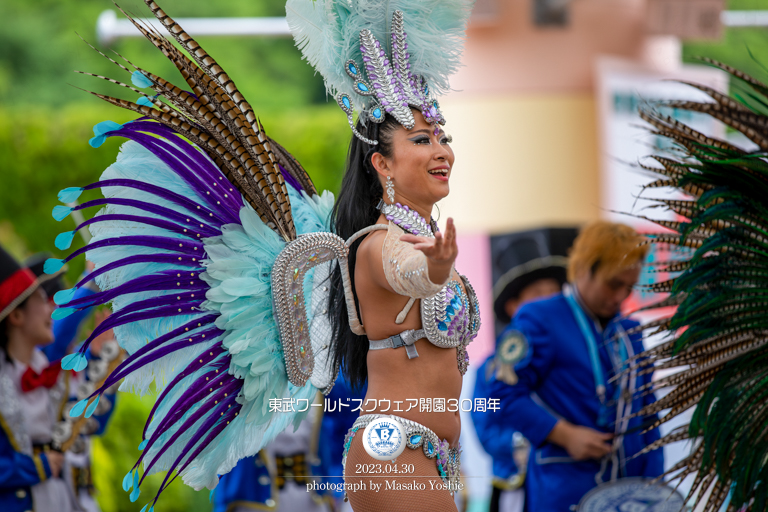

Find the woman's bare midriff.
[
  {"left": 364, "top": 339, "right": 463, "bottom": 444},
  {"left": 354, "top": 220, "right": 466, "bottom": 445}
]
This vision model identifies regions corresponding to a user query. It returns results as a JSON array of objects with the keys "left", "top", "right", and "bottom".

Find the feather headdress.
[{"left": 286, "top": 0, "right": 474, "bottom": 143}]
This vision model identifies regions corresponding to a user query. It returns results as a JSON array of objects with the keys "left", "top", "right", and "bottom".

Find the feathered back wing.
[{"left": 47, "top": 2, "right": 341, "bottom": 510}]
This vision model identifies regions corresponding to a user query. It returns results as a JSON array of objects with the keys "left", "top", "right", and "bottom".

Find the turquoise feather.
[
  {"left": 122, "top": 470, "right": 134, "bottom": 492},
  {"left": 58, "top": 187, "right": 83, "bottom": 203},
  {"left": 89, "top": 120, "right": 124, "bottom": 148},
  {"left": 62, "top": 352, "right": 88, "bottom": 372},
  {"left": 69, "top": 398, "right": 89, "bottom": 418},
  {"left": 131, "top": 70, "right": 154, "bottom": 88},
  {"left": 136, "top": 96, "right": 155, "bottom": 107},
  {"left": 52, "top": 307, "right": 75, "bottom": 320},
  {"left": 81, "top": 141, "right": 332, "bottom": 491},
  {"left": 55, "top": 231, "right": 76, "bottom": 250},
  {"left": 85, "top": 395, "right": 100, "bottom": 418},
  {"left": 54, "top": 288, "right": 77, "bottom": 305},
  {"left": 52, "top": 205, "right": 72, "bottom": 221}
]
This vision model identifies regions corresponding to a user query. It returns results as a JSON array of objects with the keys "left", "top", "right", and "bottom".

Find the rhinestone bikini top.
[{"left": 380, "top": 220, "right": 481, "bottom": 365}]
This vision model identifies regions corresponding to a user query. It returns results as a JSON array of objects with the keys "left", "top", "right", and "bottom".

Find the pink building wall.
[
  {"left": 456, "top": 233, "right": 495, "bottom": 363},
  {"left": 453, "top": 0, "right": 648, "bottom": 96}
]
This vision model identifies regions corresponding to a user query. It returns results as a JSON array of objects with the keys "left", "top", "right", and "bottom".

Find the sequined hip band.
[{"left": 342, "top": 414, "right": 462, "bottom": 492}]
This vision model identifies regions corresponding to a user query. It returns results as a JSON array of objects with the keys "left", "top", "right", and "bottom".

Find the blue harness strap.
[{"left": 563, "top": 287, "right": 627, "bottom": 428}]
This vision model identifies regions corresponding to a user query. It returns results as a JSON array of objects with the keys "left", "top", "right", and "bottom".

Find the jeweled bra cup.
[
  {"left": 382, "top": 221, "right": 448, "bottom": 299},
  {"left": 358, "top": 222, "right": 479, "bottom": 375}
]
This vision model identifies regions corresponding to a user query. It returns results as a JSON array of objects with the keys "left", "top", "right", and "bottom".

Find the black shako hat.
[{"left": 491, "top": 227, "right": 578, "bottom": 325}]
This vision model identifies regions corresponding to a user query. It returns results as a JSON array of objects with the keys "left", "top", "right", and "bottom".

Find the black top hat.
[
  {"left": 0, "top": 245, "right": 44, "bottom": 322},
  {"left": 491, "top": 228, "right": 578, "bottom": 324}
]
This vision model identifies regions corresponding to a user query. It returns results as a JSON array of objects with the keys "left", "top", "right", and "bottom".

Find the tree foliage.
[
  {"left": 682, "top": 0, "right": 768, "bottom": 84},
  {"left": 0, "top": 0, "right": 327, "bottom": 107}
]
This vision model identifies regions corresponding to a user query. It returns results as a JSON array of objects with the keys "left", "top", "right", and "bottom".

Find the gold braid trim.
[
  {"left": 33, "top": 454, "right": 48, "bottom": 482},
  {"left": 0, "top": 411, "right": 20, "bottom": 451}
]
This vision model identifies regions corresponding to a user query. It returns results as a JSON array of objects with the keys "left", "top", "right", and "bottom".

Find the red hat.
[{"left": 0, "top": 245, "right": 52, "bottom": 322}]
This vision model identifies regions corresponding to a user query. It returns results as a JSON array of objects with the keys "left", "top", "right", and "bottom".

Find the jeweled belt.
[{"left": 344, "top": 414, "right": 462, "bottom": 492}]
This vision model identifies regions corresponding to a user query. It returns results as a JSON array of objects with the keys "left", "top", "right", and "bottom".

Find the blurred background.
[{"left": 2, "top": 0, "right": 768, "bottom": 510}]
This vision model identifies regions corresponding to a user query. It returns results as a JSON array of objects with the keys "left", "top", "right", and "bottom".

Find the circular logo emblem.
[
  {"left": 362, "top": 417, "right": 406, "bottom": 461},
  {"left": 498, "top": 331, "right": 528, "bottom": 366}
]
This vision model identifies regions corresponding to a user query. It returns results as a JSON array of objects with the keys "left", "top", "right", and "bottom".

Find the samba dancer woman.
[
  {"left": 328, "top": 101, "right": 478, "bottom": 512},
  {"left": 286, "top": 3, "right": 479, "bottom": 508},
  {"left": 50, "top": 2, "right": 476, "bottom": 511}
]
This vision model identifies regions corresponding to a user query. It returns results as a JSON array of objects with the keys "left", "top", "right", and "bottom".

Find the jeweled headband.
[{"left": 287, "top": 0, "right": 473, "bottom": 145}]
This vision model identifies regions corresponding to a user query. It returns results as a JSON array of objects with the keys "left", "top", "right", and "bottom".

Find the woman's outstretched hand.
[{"left": 399, "top": 217, "right": 458, "bottom": 285}]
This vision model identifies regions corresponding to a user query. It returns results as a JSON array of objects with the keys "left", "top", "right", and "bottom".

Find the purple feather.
[
  {"left": 137, "top": 363, "right": 233, "bottom": 462},
  {"left": 139, "top": 378, "right": 240, "bottom": 480},
  {"left": 71, "top": 213, "right": 219, "bottom": 242},
  {"left": 278, "top": 163, "right": 303, "bottom": 193},
  {"left": 72, "top": 254, "right": 202, "bottom": 292},
  {"left": 64, "top": 271, "right": 207, "bottom": 309},
  {"left": 147, "top": 397, "right": 242, "bottom": 507},
  {"left": 124, "top": 122, "right": 242, "bottom": 212},
  {"left": 74, "top": 301, "right": 207, "bottom": 356},
  {"left": 140, "top": 342, "right": 227, "bottom": 439},
  {"left": 68, "top": 197, "right": 220, "bottom": 233},
  {"left": 112, "top": 128, "right": 240, "bottom": 221},
  {"left": 59, "top": 235, "right": 205, "bottom": 266},
  {"left": 93, "top": 317, "right": 220, "bottom": 394},
  {"left": 82, "top": 179, "right": 227, "bottom": 225}
]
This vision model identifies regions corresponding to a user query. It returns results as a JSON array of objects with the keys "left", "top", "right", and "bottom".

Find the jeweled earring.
[{"left": 386, "top": 176, "right": 395, "bottom": 203}]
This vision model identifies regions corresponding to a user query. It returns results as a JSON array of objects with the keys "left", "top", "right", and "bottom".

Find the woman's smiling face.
[{"left": 373, "top": 109, "right": 455, "bottom": 208}]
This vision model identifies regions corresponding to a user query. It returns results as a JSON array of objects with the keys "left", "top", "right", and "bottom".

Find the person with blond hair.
[{"left": 486, "top": 221, "right": 664, "bottom": 511}]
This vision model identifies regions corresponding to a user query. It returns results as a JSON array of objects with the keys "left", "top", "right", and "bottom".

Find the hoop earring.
[
  {"left": 434, "top": 203, "right": 441, "bottom": 222},
  {"left": 386, "top": 176, "right": 395, "bottom": 203}
]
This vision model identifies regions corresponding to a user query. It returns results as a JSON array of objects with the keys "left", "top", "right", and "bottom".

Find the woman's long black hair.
[{"left": 329, "top": 115, "right": 400, "bottom": 391}]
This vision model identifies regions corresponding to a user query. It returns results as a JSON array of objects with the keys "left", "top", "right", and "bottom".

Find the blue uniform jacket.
[
  {"left": 487, "top": 293, "right": 664, "bottom": 511},
  {"left": 472, "top": 356, "right": 520, "bottom": 481},
  {"left": 213, "top": 452, "right": 275, "bottom": 512},
  {"left": 2, "top": 285, "right": 104, "bottom": 511},
  {"left": 0, "top": 425, "right": 52, "bottom": 512}
]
